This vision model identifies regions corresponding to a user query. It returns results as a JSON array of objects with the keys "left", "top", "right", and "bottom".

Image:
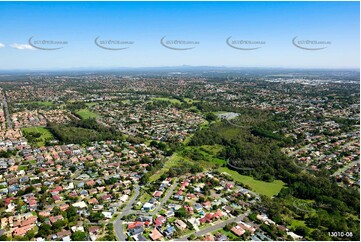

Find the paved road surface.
[
  {"left": 114, "top": 185, "right": 140, "bottom": 241},
  {"left": 114, "top": 218, "right": 125, "bottom": 241},
  {"left": 332, "top": 160, "right": 360, "bottom": 177},
  {"left": 113, "top": 179, "right": 178, "bottom": 240},
  {"left": 151, "top": 179, "right": 178, "bottom": 214}
]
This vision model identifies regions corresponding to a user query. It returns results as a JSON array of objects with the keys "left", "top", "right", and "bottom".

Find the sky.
[{"left": 0, "top": 1, "right": 359, "bottom": 70}]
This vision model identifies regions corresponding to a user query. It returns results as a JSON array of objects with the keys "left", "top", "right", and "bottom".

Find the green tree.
[
  {"left": 175, "top": 207, "right": 187, "bottom": 218},
  {"left": 71, "top": 231, "right": 87, "bottom": 241},
  {"left": 38, "top": 224, "right": 52, "bottom": 237},
  {"left": 205, "top": 112, "right": 218, "bottom": 122}
]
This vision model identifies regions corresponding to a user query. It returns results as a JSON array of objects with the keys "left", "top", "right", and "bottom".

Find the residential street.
[
  {"left": 113, "top": 178, "right": 179, "bottom": 240},
  {"left": 174, "top": 211, "right": 250, "bottom": 241},
  {"left": 151, "top": 178, "right": 178, "bottom": 215},
  {"left": 332, "top": 160, "right": 360, "bottom": 177},
  {"left": 114, "top": 185, "right": 140, "bottom": 241}
]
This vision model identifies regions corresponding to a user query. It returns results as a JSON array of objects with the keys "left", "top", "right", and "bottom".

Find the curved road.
[
  {"left": 114, "top": 185, "right": 140, "bottom": 241},
  {"left": 113, "top": 180, "right": 178, "bottom": 240}
]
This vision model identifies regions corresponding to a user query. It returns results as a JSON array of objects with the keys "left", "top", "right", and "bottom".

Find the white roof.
[
  {"left": 62, "top": 236, "right": 71, "bottom": 241},
  {"left": 102, "top": 211, "right": 112, "bottom": 218},
  {"left": 72, "top": 201, "right": 87, "bottom": 208}
]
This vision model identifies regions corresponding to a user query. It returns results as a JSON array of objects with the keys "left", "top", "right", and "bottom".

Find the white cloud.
[
  {"left": 10, "top": 43, "right": 35, "bottom": 50},
  {"left": 0, "top": 43, "right": 5, "bottom": 48}
]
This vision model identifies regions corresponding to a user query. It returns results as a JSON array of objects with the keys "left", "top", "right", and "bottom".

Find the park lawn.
[
  {"left": 290, "top": 219, "right": 306, "bottom": 229},
  {"left": 150, "top": 144, "right": 227, "bottom": 182},
  {"left": 196, "top": 158, "right": 225, "bottom": 169},
  {"left": 31, "top": 101, "right": 53, "bottom": 106},
  {"left": 17, "top": 101, "right": 54, "bottom": 108},
  {"left": 290, "top": 219, "right": 316, "bottom": 235},
  {"left": 183, "top": 98, "right": 200, "bottom": 104},
  {"left": 152, "top": 97, "right": 182, "bottom": 104},
  {"left": 149, "top": 153, "right": 192, "bottom": 182},
  {"left": 21, "top": 126, "right": 54, "bottom": 147},
  {"left": 85, "top": 102, "right": 98, "bottom": 107},
  {"left": 183, "top": 98, "right": 193, "bottom": 104},
  {"left": 76, "top": 109, "right": 99, "bottom": 119},
  {"left": 184, "top": 146, "right": 226, "bottom": 167},
  {"left": 213, "top": 111, "right": 230, "bottom": 115},
  {"left": 217, "top": 125, "right": 244, "bottom": 140},
  {"left": 208, "top": 157, "right": 226, "bottom": 166},
  {"left": 200, "top": 145, "right": 224, "bottom": 156},
  {"left": 217, "top": 167, "right": 285, "bottom": 197}
]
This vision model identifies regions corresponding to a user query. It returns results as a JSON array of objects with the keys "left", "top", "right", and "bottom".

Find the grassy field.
[
  {"left": 200, "top": 144, "right": 224, "bottom": 156},
  {"left": 183, "top": 98, "right": 200, "bottom": 104},
  {"left": 213, "top": 111, "right": 230, "bottom": 115},
  {"left": 18, "top": 101, "right": 53, "bottom": 107},
  {"left": 152, "top": 97, "right": 182, "bottom": 104},
  {"left": 217, "top": 125, "right": 244, "bottom": 140},
  {"left": 290, "top": 219, "right": 306, "bottom": 229},
  {"left": 217, "top": 167, "right": 285, "bottom": 197},
  {"left": 84, "top": 102, "right": 98, "bottom": 107},
  {"left": 76, "top": 109, "right": 99, "bottom": 119},
  {"left": 31, "top": 101, "right": 53, "bottom": 106},
  {"left": 21, "top": 126, "right": 54, "bottom": 147},
  {"left": 290, "top": 218, "right": 316, "bottom": 236},
  {"left": 183, "top": 134, "right": 194, "bottom": 145},
  {"left": 184, "top": 145, "right": 226, "bottom": 166},
  {"left": 150, "top": 144, "right": 227, "bottom": 182},
  {"left": 149, "top": 153, "right": 193, "bottom": 182}
]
